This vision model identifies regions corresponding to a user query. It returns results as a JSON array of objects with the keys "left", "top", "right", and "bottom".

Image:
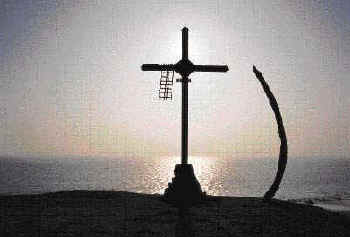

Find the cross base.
[{"left": 163, "top": 164, "right": 204, "bottom": 207}]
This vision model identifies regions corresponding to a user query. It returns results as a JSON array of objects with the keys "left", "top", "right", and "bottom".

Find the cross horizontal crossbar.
[
  {"left": 141, "top": 64, "right": 228, "bottom": 74},
  {"left": 141, "top": 64, "right": 176, "bottom": 72},
  {"left": 194, "top": 65, "right": 229, "bottom": 73}
]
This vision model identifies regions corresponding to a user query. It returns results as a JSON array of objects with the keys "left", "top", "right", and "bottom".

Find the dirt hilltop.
[{"left": 1, "top": 190, "right": 349, "bottom": 236}]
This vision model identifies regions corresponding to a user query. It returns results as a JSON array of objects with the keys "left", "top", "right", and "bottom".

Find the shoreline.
[
  {"left": 289, "top": 197, "right": 350, "bottom": 216},
  {"left": 313, "top": 199, "right": 350, "bottom": 219}
]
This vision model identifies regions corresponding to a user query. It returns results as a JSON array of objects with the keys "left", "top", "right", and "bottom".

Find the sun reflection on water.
[{"left": 118, "top": 155, "right": 273, "bottom": 197}]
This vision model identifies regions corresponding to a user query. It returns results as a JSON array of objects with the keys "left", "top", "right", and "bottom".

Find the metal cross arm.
[
  {"left": 141, "top": 64, "right": 176, "bottom": 72},
  {"left": 194, "top": 65, "right": 229, "bottom": 73},
  {"left": 141, "top": 63, "right": 228, "bottom": 76}
]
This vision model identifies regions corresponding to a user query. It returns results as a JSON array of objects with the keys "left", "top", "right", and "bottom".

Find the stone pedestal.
[{"left": 164, "top": 164, "right": 203, "bottom": 207}]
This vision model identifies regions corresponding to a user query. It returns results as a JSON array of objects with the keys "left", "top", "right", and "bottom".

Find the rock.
[{"left": 163, "top": 164, "right": 204, "bottom": 207}]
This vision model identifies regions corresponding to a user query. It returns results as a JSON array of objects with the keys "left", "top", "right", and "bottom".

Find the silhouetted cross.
[{"left": 141, "top": 27, "right": 229, "bottom": 165}]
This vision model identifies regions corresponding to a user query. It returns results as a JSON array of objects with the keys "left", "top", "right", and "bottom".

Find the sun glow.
[{"left": 158, "top": 28, "right": 209, "bottom": 65}]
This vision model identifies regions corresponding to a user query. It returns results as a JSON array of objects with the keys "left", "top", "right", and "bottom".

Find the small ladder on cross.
[{"left": 159, "top": 70, "right": 174, "bottom": 100}]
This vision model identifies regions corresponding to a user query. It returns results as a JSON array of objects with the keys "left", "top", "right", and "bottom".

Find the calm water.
[{"left": 1, "top": 156, "right": 349, "bottom": 200}]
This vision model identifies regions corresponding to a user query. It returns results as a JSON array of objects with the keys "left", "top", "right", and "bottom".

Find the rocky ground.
[{"left": 1, "top": 191, "right": 349, "bottom": 236}]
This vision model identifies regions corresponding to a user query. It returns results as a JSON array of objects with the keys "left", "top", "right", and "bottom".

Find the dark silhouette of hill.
[{"left": 1, "top": 190, "right": 349, "bottom": 236}]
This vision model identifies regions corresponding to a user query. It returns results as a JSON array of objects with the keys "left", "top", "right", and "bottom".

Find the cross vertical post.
[
  {"left": 181, "top": 27, "right": 189, "bottom": 165},
  {"left": 182, "top": 27, "right": 188, "bottom": 60}
]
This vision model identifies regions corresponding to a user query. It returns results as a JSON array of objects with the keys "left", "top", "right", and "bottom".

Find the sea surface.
[{"left": 1, "top": 156, "right": 349, "bottom": 201}]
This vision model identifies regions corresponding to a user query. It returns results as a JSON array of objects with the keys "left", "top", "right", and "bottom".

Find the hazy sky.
[{"left": 1, "top": 0, "right": 349, "bottom": 159}]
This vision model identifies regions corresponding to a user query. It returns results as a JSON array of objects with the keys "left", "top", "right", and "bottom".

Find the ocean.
[{"left": 1, "top": 156, "right": 349, "bottom": 201}]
